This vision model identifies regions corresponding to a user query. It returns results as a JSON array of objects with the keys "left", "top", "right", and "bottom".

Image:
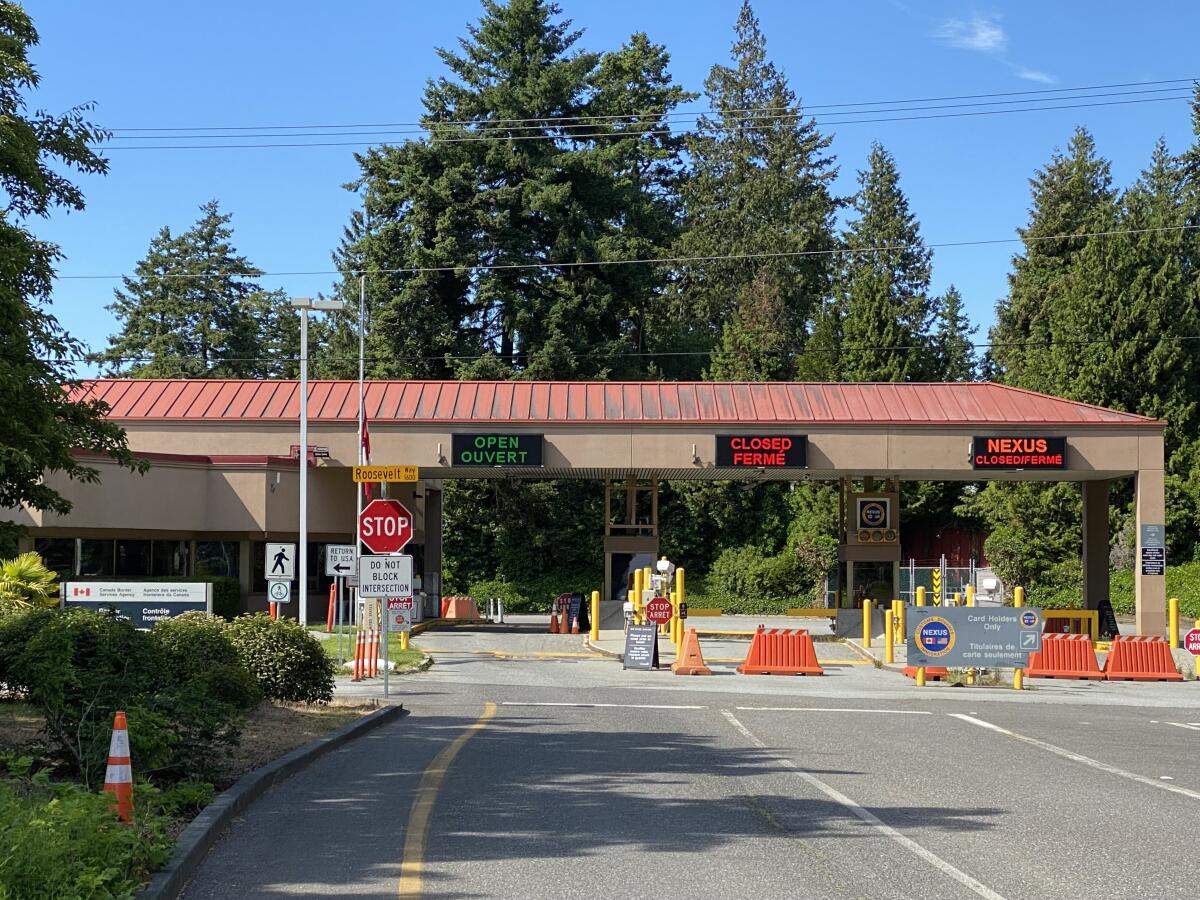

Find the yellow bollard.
[
  {"left": 632, "top": 569, "right": 643, "bottom": 624},
  {"left": 884, "top": 611, "right": 894, "bottom": 664},
  {"left": 400, "top": 630, "right": 409, "bottom": 651},
  {"left": 966, "top": 585, "right": 975, "bottom": 607},
  {"left": 862, "top": 598, "right": 872, "bottom": 648},
  {"left": 1168, "top": 597, "right": 1179, "bottom": 648},
  {"left": 1014, "top": 586, "right": 1025, "bottom": 690},
  {"left": 896, "top": 600, "right": 906, "bottom": 644},
  {"left": 952, "top": 591, "right": 960, "bottom": 607},
  {"left": 590, "top": 590, "right": 600, "bottom": 642},
  {"left": 916, "top": 586, "right": 926, "bottom": 607},
  {"left": 916, "top": 666, "right": 926, "bottom": 687}
]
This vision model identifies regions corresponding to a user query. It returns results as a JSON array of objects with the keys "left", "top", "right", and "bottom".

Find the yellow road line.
[
  {"left": 414, "top": 647, "right": 601, "bottom": 659},
  {"left": 397, "top": 701, "right": 496, "bottom": 899}
]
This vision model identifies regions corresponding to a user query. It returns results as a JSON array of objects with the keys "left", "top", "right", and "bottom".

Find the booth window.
[
  {"left": 152, "top": 540, "right": 190, "bottom": 576},
  {"left": 196, "top": 542, "right": 239, "bottom": 579}
]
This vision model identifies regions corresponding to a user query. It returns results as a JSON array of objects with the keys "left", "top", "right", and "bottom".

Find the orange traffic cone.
[
  {"left": 103, "top": 711, "right": 134, "bottom": 823},
  {"left": 549, "top": 611, "right": 560, "bottom": 634},
  {"left": 570, "top": 616, "right": 580, "bottom": 635},
  {"left": 673, "top": 628, "right": 713, "bottom": 676}
]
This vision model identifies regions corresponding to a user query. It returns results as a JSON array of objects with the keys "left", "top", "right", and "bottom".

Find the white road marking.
[
  {"left": 949, "top": 713, "right": 1200, "bottom": 802},
  {"left": 500, "top": 701, "right": 706, "bottom": 710},
  {"left": 735, "top": 706, "right": 933, "bottom": 715},
  {"left": 1163, "top": 722, "right": 1200, "bottom": 732},
  {"left": 721, "top": 709, "right": 1007, "bottom": 900}
]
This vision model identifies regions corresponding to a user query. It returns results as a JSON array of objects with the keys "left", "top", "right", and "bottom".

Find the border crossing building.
[{"left": 4, "top": 379, "right": 1169, "bottom": 636}]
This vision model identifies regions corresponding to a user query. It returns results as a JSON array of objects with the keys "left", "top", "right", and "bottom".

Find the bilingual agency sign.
[
  {"left": 715, "top": 435, "right": 807, "bottom": 468},
  {"left": 909, "top": 606, "right": 1044, "bottom": 668},
  {"left": 62, "top": 582, "right": 212, "bottom": 630},
  {"left": 451, "top": 433, "right": 543, "bottom": 467},
  {"left": 971, "top": 436, "right": 1067, "bottom": 470}
]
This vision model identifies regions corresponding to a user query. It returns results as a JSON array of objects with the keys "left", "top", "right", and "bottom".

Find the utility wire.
[
  {"left": 98, "top": 94, "right": 1194, "bottom": 150},
  {"left": 108, "top": 77, "right": 1198, "bottom": 133},
  {"left": 105, "top": 86, "right": 1193, "bottom": 141},
  {"left": 54, "top": 224, "right": 1200, "bottom": 282},
  {"left": 68, "top": 331, "right": 1200, "bottom": 368}
]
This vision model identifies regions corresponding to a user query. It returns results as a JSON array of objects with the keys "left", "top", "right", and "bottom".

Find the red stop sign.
[
  {"left": 359, "top": 499, "right": 413, "bottom": 554},
  {"left": 1185, "top": 629, "right": 1200, "bottom": 655},
  {"left": 644, "top": 597, "right": 673, "bottom": 624}
]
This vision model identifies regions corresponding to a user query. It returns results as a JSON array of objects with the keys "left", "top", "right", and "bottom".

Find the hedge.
[{"left": 1031, "top": 562, "right": 1200, "bottom": 619}]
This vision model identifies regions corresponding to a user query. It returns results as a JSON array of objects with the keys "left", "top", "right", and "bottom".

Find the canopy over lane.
[{"left": 71, "top": 379, "right": 1163, "bottom": 483}]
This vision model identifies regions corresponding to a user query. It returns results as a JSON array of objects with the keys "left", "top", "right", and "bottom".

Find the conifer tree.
[
  {"left": 669, "top": 0, "right": 838, "bottom": 380},
  {"left": 930, "top": 286, "right": 977, "bottom": 381},
  {"left": 807, "top": 143, "right": 933, "bottom": 382},
  {"left": 101, "top": 201, "right": 282, "bottom": 378}
]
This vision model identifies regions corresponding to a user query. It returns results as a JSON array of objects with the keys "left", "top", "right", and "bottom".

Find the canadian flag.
[{"left": 73, "top": 587, "right": 91, "bottom": 597}]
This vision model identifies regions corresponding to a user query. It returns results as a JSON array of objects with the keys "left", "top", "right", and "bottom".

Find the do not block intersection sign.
[{"left": 358, "top": 554, "right": 413, "bottom": 598}]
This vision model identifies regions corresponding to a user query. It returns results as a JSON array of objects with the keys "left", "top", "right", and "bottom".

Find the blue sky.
[{"left": 22, "top": 1, "right": 1200, "bottom": 372}]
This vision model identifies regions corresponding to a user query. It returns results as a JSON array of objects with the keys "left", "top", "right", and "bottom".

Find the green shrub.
[
  {"left": 6, "top": 608, "right": 243, "bottom": 785},
  {"left": 1024, "top": 560, "right": 1200, "bottom": 619},
  {"left": 467, "top": 577, "right": 528, "bottom": 612},
  {"left": 153, "top": 613, "right": 260, "bottom": 710},
  {"left": 706, "top": 536, "right": 835, "bottom": 614},
  {"left": 226, "top": 614, "right": 335, "bottom": 704},
  {"left": 0, "top": 761, "right": 177, "bottom": 899}
]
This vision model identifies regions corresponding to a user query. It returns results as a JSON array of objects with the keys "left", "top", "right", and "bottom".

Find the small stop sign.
[
  {"left": 1184, "top": 629, "right": 1200, "bottom": 655},
  {"left": 644, "top": 597, "right": 673, "bottom": 624},
  {"left": 359, "top": 499, "right": 413, "bottom": 554}
]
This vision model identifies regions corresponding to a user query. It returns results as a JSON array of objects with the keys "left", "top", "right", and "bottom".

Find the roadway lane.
[{"left": 182, "top": 649, "right": 1200, "bottom": 899}]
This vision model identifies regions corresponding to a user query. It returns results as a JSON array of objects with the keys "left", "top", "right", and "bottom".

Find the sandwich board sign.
[{"left": 623, "top": 624, "right": 660, "bottom": 670}]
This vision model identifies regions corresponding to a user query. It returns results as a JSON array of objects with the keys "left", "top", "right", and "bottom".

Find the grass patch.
[{"left": 315, "top": 628, "right": 430, "bottom": 671}]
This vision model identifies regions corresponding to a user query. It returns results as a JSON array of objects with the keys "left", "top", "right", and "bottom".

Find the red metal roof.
[{"left": 70, "top": 380, "right": 1162, "bottom": 427}]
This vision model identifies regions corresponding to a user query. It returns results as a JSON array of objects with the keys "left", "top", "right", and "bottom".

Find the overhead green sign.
[{"left": 451, "top": 433, "right": 544, "bottom": 466}]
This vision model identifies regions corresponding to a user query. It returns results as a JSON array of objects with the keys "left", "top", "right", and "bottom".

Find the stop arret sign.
[
  {"left": 1185, "top": 629, "right": 1200, "bottom": 655},
  {"left": 359, "top": 498, "right": 413, "bottom": 554},
  {"left": 644, "top": 597, "right": 673, "bottom": 625}
]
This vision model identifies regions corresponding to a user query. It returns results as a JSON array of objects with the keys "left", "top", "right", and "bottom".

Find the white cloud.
[
  {"left": 936, "top": 15, "right": 1007, "bottom": 53},
  {"left": 1013, "top": 65, "right": 1057, "bottom": 84}
]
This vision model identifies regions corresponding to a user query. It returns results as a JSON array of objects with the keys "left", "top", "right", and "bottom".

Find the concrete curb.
[
  {"left": 584, "top": 637, "right": 623, "bottom": 660},
  {"left": 139, "top": 703, "right": 408, "bottom": 899}
]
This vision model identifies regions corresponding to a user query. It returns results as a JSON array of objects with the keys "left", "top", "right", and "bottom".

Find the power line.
[
  {"left": 64, "top": 331, "right": 1200, "bottom": 369},
  {"left": 107, "top": 77, "right": 1198, "bottom": 134},
  {"left": 54, "top": 224, "right": 1200, "bottom": 282},
  {"left": 105, "top": 85, "right": 1192, "bottom": 142},
  {"left": 98, "top": 94, "right": 1194, "bottom": 150}
]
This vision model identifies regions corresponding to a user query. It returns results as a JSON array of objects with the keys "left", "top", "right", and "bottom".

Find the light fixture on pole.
[{"left": 289, "top": 296, "right": 345, "bottom": 625}]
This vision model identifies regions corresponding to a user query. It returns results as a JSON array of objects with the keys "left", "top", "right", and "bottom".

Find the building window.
[
  {"left": 196, "top": 542, "right": 239, "bottom": 579},
  {"left": 115, "top": 539, "right": 152, "bottom": 577},
  {"left": 152, "top": 540, "right": 191, "bottom": 577},
  {"left": 34, "top": 538, "right": 76, "bottom": 579},
  {"left": 79, "top": 539, "right": 114, "bottom": 577}
]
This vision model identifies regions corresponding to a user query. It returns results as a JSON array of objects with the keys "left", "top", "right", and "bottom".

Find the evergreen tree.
[
  {"left": 669, "top": 0, "right": 839, "bottom": 380},
  {"left": 329, "top": 1, "right": 690, "bottom": 381},
  {"left": 100, "top": 201, "right": 284, "bottom": 378},
  {"left": 930, "top": 286, "right": 977, "bottom": 381},
  {"left": 987, "top": 127, "right": 1116, "bottom": 387},
  {"left": 0, "top": 3, "right": 140, "bottom": 551},
  {"left": 707, "top": 271, "right": 793, "bottom": 380},
  {"left": 806, "top": 143, "right": 933, "bottom": 382}
]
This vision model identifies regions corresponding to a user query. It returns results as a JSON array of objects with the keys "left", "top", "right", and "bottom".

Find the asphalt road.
[{"left": 182, "top": 629, "right": 1200, "bottom": 900}]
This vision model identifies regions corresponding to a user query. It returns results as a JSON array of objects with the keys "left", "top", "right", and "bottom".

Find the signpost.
[
  {"left": 644, "top": 596, "right": 673, "bottom": 625},
  {"left": 623, "top": 623, "right": 660, "bottom": 670},
  {"left": 267, "top": 580, "right": 292, "bottom": 605},
  {"left": 62, "top": 582, "right": 212, "bottom": 630},
  {"left": 265, "top": 543, "right": 296, "bottom": 581},
  {"left": 359, "top": 499, "right": 413, "bottom": 554},
  {"left": 325, "top": 544, "right": 357, "bottom": 577},
  {"left": 908, "top": 606, "right": 1043, "bottom": 668},
  {"left": 358, "top": 554, "right": 414, "bottom": 598}
]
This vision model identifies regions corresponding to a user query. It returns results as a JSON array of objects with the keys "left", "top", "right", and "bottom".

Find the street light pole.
[{"left": 289, "top": 297, "right": 345, "bottom": 625}]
